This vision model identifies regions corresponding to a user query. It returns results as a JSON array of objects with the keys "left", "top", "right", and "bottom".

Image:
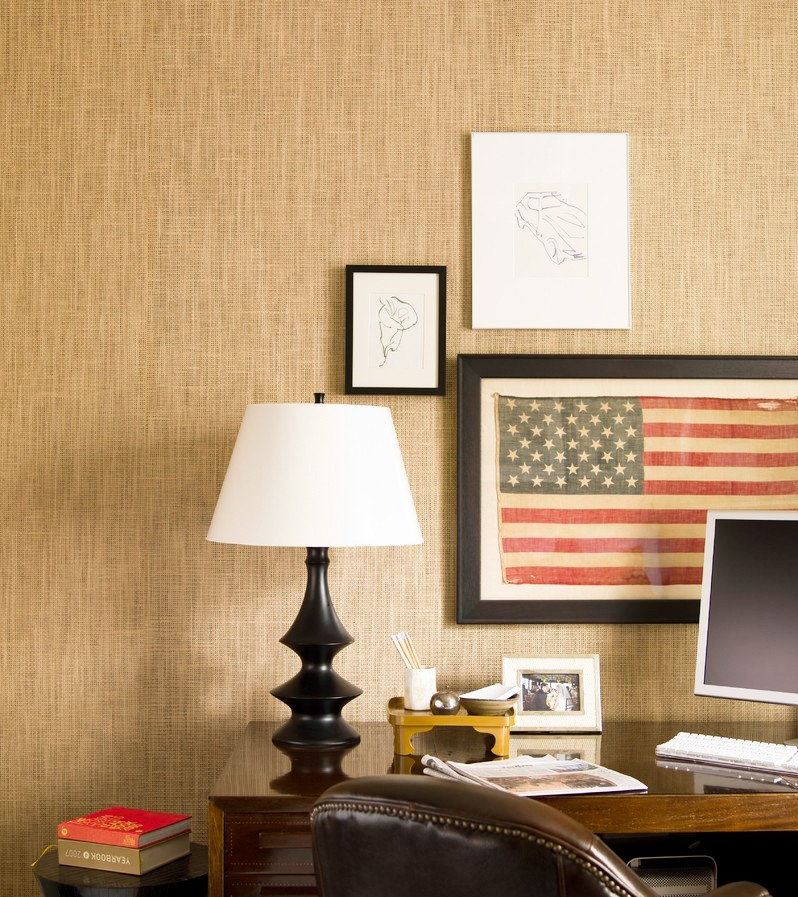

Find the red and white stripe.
[{"left": 499, "top": 397, "right": 798, "bottom": 597}]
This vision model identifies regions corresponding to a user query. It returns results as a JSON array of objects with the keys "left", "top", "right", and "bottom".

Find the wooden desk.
[{"left": 209, "top": 721, "right": 798, "bottom": 897}]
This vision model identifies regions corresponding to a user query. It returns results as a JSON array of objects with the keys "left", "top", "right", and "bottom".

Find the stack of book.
[{"left": 57, "top": 806, "right": 191, "bottom": 875}]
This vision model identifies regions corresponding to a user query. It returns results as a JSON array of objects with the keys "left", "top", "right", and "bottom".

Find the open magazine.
[{"left": 422, "top": 753, "right": 647, "bottom": 798}]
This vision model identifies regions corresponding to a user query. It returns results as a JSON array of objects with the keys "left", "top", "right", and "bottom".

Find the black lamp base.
[
  {"left": 271, "top": 547, "right": 362, "bottom": 749},
  {"left": 272, "top": 714, "right": 360, "bottom": 749}
]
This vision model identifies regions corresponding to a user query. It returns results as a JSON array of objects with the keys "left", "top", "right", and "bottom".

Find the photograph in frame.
[{"left": 503, "top": 655, "right": 602, "bottom": 733}]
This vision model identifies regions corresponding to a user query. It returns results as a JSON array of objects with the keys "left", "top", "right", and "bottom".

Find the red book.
[{"left": 58, "top": 807, "right": 191, "bottom": 848}]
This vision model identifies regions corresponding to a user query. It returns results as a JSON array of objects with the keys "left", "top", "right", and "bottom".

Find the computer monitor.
[{"left": 695, "top": 510, "right": 798, "bottom": 706}]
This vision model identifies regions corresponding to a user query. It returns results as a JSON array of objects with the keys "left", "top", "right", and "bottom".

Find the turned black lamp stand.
[
  {"left": 207, "top": 393, "right": 422, "bottom": 749},
  {"left": 271, "top": 546, "right": 361, "bottom": 747}
]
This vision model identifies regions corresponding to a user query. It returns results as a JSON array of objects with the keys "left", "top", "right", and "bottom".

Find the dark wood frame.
[
  {"left": 345, "top": 265, "right": 446, "bottom": 395},
  {"left": 457, "top": 354, "right": 798, "bottom": 624}
]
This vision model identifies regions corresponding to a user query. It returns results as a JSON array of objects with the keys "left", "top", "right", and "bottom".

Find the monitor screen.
[{"left": 696, "top": 512, "right": 798, "bottom": 705}]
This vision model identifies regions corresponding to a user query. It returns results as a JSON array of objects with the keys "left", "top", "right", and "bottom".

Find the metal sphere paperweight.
[{"left": 430, "top": 689, "right": 460, "bottom": 715}]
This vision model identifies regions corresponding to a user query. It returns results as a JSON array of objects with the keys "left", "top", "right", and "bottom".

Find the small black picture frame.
[
  {"left": 458, "top": 354, "right": 798, "bottom": 624},
  {"left": 345, "top": 265, "right": 446, "bottom": 395}
]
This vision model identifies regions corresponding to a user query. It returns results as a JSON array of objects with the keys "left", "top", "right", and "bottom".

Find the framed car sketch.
[
  {"left": 345, "top": 265, "right": 446, "bottom": 395},
  {"left": 471, "top": 132, "right": 630, "bottom": 329},
  {"left": 457, "top": 354, "right": 798, "bottom": 624}
]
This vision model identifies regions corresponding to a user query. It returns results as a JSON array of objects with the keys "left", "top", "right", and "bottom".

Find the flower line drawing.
[
  {"left": 515, "top": 191, "right": 587, "bottom": 265},
  {"left": 377, "top": 295, "right": 418, "bottom": 366}
]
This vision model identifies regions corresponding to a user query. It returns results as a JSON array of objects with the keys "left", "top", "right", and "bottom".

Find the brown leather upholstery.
[{"left": 311, "top": 776, "right": 770, "bottom": 897}]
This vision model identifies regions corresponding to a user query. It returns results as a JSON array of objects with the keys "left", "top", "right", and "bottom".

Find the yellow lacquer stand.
[{"left": 388, "top": 696, "right": 514, "bottom": 757}]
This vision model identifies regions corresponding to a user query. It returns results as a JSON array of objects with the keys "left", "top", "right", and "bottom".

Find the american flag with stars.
[{"left": 496, "top": 393, "right": 798, "bottom": 596}]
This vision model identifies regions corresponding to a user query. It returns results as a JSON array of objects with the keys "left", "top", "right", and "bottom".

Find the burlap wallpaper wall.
[{"left": 2, "top": 1, "right": 797, "bottom": 893}]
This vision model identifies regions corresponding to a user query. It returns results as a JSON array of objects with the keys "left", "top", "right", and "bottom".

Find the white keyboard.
[{"left": 656, "top": 731, "right": 798, "bottom": 775}]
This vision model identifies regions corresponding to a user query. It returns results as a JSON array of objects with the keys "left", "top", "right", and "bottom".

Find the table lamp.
[{"left": 207, "top": 394, "right": 422, "bottom": 749}]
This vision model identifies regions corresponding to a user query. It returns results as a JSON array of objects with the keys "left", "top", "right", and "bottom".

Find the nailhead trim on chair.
[{"left": 311, "top": 800, "right": 636, "bottom": 897}]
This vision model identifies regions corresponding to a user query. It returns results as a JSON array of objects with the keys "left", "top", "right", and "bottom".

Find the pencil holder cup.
[{"left": 404, "top": 667, "right": 437, "bottom": 711}]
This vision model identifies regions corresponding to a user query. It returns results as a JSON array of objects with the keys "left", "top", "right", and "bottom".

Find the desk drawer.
[{"left": 226, "top": 814, "right": 314, "bottom": 874}]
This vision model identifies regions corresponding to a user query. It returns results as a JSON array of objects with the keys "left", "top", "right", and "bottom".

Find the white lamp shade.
[{"left": 207, "top": 403, "right": 423, "bottom": 547}]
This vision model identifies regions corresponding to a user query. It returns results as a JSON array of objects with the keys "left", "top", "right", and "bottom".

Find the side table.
[{"left": 33, "top": 843, "right": 208, "bottom": 897}]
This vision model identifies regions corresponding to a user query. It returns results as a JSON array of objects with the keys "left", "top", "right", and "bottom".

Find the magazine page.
[{"left": 435, "top": 754, "right": 646, "bottom": 797}]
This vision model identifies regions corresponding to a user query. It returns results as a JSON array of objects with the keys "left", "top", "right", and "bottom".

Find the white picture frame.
[
  {"left": 471, "top": 132, "right": 630, "bottom": 330},
  {"left": 502, "top": 654, "right": 602, "bottom": 732}
]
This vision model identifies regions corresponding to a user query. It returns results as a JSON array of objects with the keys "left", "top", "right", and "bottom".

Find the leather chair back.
[{"left": 311, "top": 775, "right": 769, "bottom": 897}]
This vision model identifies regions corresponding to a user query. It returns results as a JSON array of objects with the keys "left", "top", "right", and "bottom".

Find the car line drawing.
[{"left": 515, "top": 191, "right": 587, "bottom": 265}]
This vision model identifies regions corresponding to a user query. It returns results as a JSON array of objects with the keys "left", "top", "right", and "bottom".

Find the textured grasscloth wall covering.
[{"left": 1, "top": 1, "right": 797, "bottom": 893}]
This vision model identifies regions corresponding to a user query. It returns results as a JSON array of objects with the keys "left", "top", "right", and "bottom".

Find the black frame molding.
[
  {"left": 345, "top": 265, "right": 446, "bottom": 396},
  {"left": 457, "top": 354, "right": 798, "bottom": 624}
]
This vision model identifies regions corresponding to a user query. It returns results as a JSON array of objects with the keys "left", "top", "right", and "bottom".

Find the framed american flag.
[{"left": 457, "top": 355, "right": 798, "bottom": 623}]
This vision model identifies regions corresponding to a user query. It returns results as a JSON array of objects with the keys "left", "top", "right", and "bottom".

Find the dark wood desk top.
[{"left": 211, "top": 719, "right": 798, "bottom": 833}]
